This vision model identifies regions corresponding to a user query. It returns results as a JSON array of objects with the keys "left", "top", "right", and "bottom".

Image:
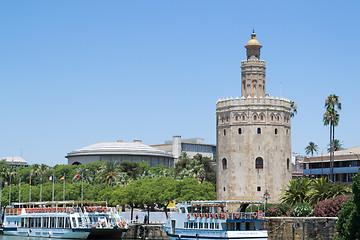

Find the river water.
[{"left": 0, "top": 236, "right": 136, "bottom": 240}]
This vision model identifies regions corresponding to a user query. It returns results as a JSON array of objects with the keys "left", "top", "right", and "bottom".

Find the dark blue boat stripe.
[{"left": 167, "top": 233, "right": 267, "bottom": 239}]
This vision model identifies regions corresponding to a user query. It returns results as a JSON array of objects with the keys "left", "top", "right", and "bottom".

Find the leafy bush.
[
  {"left": 286, "top": 202, "right": 313, "bottom": 217},
  {"left": 313, "top": 195, "right": 350, "bottom": 217},
  {"left": 266, "top": 203, "right": 291, "bottom": 217}
]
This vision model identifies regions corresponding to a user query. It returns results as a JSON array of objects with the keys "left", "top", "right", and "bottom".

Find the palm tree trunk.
[
  {"left": 329, "top": 121, "right": 333, "bottom": 182},
  {"left": 332, "top": 123, "right": 335, "bottom": 181}
]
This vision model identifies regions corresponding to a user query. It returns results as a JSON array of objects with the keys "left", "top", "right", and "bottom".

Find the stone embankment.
[
  {"left": 264, "top": 217, "right": 338, "bottom": 240},
  {"left": 124, "top": 217, "right": 338, "bottom": 240}
]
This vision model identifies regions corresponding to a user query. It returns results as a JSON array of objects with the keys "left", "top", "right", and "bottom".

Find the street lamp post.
[{"left": 263, "top": 189, "right": 271, "bottom": 206}]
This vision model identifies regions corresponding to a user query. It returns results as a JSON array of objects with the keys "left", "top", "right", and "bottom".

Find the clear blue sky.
[{"left": 1, "top": 1, "right": 359, "bottom": 166}]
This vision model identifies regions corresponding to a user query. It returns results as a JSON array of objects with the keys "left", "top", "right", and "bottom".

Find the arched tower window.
[
  {"left": 257, "top": 128, "right": 261, "bottom": 134},
  {"left": 224, "top": 129, "right": 226, "bottom": 136},
  {"left": 271, "top": 115, "right": 274, "bottom": 121},
  {"left": 254, "top": 115, "right": 257, "bottom": 121},
  {"left": 242, "top": 115, "right": 246, "bottom": 121},
  {"left": 287, "top": 158, "right": 290, "bottom": 170},
  {"left": 235, "top": 116, "right": 238, "bottom": 121},
  {"left": 260, "top": 115, "right": 264, "bottom": 121},
  {"left": 275, "top": 128, "right": 278, "bottom": 135},
  {"left": 277, "top": 116, "right": 280, "bottom": 121},
  {"left": 222, "top": 158, "right": 227, "bottom": 170},
  {"left": 238, "top": 128, "right": 242, "bottom": 134},
  {"left": 255, "top": 157, "right": 263, "bottom": 169}
]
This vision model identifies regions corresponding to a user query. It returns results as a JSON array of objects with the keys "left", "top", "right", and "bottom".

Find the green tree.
[
  {"left": 327, "top": 139, "right": 344, "bottom": 152},
  {"left": 290, "top": 101, "right": 297, "bottom": 118},
  {"left": 324, "top": 94, "right": 341, "bottom": 181},
  {"left": 119, "top": 161, "right": 142, "bottom": 180},
  {"left": 97, "top": 161, "right": 119, "bottom": 186},
  {"left": 281, "top": 178, "right": 312, "bottom": 205},
  {"left": 305, "top": 142, "right": 319, "bottom": 156},
  {"left": 336, "top": 173, "right": 360, "bottom": 240}
]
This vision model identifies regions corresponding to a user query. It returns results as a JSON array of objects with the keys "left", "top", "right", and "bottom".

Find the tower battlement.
[{"left": 216, "top": 95, "right": 291, "bottom": 109}]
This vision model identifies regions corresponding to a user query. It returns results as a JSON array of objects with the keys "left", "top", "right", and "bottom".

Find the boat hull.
[
  {"left": 163, "top": 227, "right": 268, "bottom": 240},
  {"left": 87, "top": 228, "right": 128, "bottom": 239},
  {"left": 3, "top": 227, "right": 91, "bottom": 239}
]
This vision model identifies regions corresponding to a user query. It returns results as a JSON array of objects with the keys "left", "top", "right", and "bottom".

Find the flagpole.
[
  {"left": 29, "top": 176, "right": 31, "bottom": 202},
  {"left": 0, "top": 178, "right": 2, "bottom": 210},
  {"left": 40, "top": 175, "right": 42, "bottom": 202},
  {"left": 81, "top": 172, "right": 83, "bottom": 202},
  {"left": 18, "top": 176, "right": 21, "bottom": 203},
  {"left": 63, "top": 173, "right": 65, "bottom": 201},
  {"left": 9, "top": 175, "right": 11, "bottom": 205},
  {"left": 52, "top": 175, "right": 54, "bottom": 202}
]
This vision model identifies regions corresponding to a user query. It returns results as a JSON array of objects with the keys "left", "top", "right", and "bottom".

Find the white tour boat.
[
  {"left": 83, "top": 204, "right": 129, "bottom": 239},
  {"left": 3, "top": 200, "right": 93, "bottom": 239},
  {"left": 163, "top": 200, "right": 268, "bottom": 240}
]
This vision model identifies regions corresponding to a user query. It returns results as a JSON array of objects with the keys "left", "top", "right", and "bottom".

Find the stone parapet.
[{"left": 216, "top": 96, "right": 291, "bottom": 109}]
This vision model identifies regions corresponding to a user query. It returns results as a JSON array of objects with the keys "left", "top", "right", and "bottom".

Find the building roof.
[
  {"left": 1, "top": 156, "right": 27, "bottom": 164},
  {"left": 305, "top": 146, "right": 360, "bottom": 162},
  {"left": 66, "top": 141, "right": 173, "bottom": 158}
]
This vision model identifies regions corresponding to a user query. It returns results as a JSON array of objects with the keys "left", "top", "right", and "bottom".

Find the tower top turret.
[{"left": 246, "top": 30, "right": 261, "bottom": 46}]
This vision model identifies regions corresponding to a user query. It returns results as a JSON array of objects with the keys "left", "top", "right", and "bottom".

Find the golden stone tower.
[{"left": 216, "top": 31, "right": 292, "bottom": 202}]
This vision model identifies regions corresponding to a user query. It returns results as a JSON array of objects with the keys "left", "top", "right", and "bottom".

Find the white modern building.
[
  {"left": 1, "top": 156, "right": 29, "bottom": 167},
  {"left": 151, "top": 136, "right": 216, "bottom": 163},
  {"left": 66, "top": 140, "right": 174, "bottom": 167}
]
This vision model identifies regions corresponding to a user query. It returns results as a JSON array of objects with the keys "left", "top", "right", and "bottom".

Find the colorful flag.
[
  {"left": 75, "top": 174, "right": 80, "bottom": 179},
  {"left": 59, "top": 176, "right": 65, "bottom": 180},
  {"left": 48, "top": 176, "right": 53, "bottom": 181},
  {"left": 29, "top": 178, "right": 31, "bottom": 184}
]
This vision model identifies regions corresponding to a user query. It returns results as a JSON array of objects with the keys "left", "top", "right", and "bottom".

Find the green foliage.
[
  {"left": 281, "top": 177, "right": 351, "bottom": 206},
  {"left": 0, "top": 159, "right": 216, "bottom": 210},
  {"left": 281, "top": 178, "right": 311, "bottom": 205},
  {"left": 336, "top": 174, "right": 360, "bottom": 240},
  {"left": 286, "top": 202, "right": 313, "bottom": 217}
]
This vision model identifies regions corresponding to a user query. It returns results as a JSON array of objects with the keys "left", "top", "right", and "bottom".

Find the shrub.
[
  {"left": 266, "top": 203, "right": 291, "bottom": 217},
  {"left": 286, "top": 202, "right": 313, "bottom": 217},
  {"left": 313, "top": 195, "right": 350, "bottom": 217}
]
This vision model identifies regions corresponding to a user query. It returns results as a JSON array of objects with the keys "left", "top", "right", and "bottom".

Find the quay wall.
[
  {"left": 124, "top": 217, "right": 338, "bottom": 240},
  {"left": 264, "top": 217, "right": 338, "bottom": 240}
]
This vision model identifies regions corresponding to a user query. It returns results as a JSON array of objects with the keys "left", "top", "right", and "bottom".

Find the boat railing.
[
  {"left": 187, "top": 211, "right": 265, "bottom": 221},
  {"left": 5, "top": 208, "right": 22, "bottom": 215},
  {"left": 76, "top": 207, "right": 92, "bottom": 229}
]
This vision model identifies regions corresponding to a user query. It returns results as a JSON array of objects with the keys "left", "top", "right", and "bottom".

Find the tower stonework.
[{"left": 216, "top": 32, "right": 292, "bottom": 203}]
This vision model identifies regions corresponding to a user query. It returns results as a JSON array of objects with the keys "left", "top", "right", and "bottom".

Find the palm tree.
[
  {"left": 305, "top": 142, "right": 319, "bottom": 156},
  {"left": 324, "top": 94, "right": 341, "bottom": 181},
  {"left": 281, "top": 178, "right": 312, "bottom": 205},
  {"left": 290, "top": 101, "right": 297, "bottom": 118},
  {"left": 327, "top": 139, "right": 344, "bottom": 152},
  {"left": 97, "top": 161, "right": 119, "bottom": 186}
]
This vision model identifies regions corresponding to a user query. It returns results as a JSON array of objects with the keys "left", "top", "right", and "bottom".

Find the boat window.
[
  {"left": 78, "top": 217, "right": 83, "bottom": 227},
  {"left": 184, "top": 222, "right": 188, "bottom": 228},
  {"left": 72, "top": 217, "right": 77, "bottom": 228},
  {"left": 189, "top": 222, "right": 193, "bottom": 228},
  {"left": 30, "top": 218, "right": 35, "bottom": 228},
  {"left": 37, "top": 217, "right": 41, "bottom": 228},
  {"left": 58, "top": 217, "right": 64, "bottom": 228},
  {"left": 215, "top": 223, "right": 219, "bottom": 229},
  {"left": 65, "top": 217, "right": 71, "bottom": 228},
  {"left": 180, "top": 207, "right": 186, "bottom": 213},
  {"left": 43, "top": 217, "right": 49, "bottom": 228},
  {"left": 51, "top": 217, "right": 56, "bottom": 228},
  {"left": 21, "top": 218, "right": 25, "bottom": 227},
  {"left": 199, "top": 223, "right": 203, "bottom": 229},
  {"left": 204, "top": 223, "right": 209, "bottom": 229},
  {"left": 194, "top": 223, "right": 198, "bottom": 229},
  {"left": 210, "top": 223, "right": 214, "bottom": 229}
]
